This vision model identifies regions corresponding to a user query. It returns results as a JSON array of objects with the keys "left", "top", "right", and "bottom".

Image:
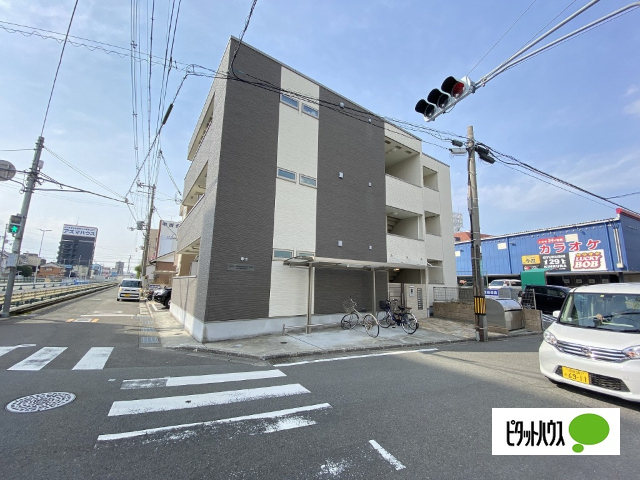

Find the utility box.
[{"left": 486, "top": 298, "right": 524, "bottom": 331}]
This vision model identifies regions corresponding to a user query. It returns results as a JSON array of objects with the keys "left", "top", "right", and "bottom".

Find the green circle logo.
[{"left": 569, "top": 414, "right": 610, "bottom": 453}]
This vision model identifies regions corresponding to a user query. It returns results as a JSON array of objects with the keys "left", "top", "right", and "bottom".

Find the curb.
[
  {"left": 165, "top": 329, "right": 542, "bottom": 362},
  {"left": 2, "top": 283, "right": 117, "bottom": 317}
]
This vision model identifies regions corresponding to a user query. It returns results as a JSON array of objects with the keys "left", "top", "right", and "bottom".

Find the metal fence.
[
  {"left": 433, "top": 287, "right": 474, "bottom": 304},
  {"left": 520, "top": 288, "right": 536, "bottom": 310}
]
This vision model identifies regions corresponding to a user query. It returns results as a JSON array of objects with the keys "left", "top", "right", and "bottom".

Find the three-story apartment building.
[{"left": 171, "top": 38, "right": 457, "bottom": 342}]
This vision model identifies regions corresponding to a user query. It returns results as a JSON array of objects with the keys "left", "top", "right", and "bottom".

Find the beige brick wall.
[
  {"left": 433, "top": 302, "right": 474, "bottom": 323},
  {"left": 523, "top": 309, "right": 542, "bottom": 332}
]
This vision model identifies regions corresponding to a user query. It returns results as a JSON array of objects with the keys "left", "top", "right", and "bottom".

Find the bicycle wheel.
[
  {"left": 377, "top": 310, "right": 392, "bottom": 328},
  {"left": 341, "top": 314, "right": 353, "bottom": 330},
  {"left": 363, "top": 313, "right": 379, "bottom": 338},
  {"left": 401, "top": 313, "right": 418, "bottom": 334}
]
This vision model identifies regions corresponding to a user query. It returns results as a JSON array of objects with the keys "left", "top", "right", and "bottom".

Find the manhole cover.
[{"left": 6, "top": 392, "right": 76, "bottom": 413}]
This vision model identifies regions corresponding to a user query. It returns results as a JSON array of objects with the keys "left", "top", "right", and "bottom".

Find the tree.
[
  {"left": 17, "top": 265, "right": 33, "bottom": 277},
  {"left": 134, "top": 264, "right": 142, "bottom": 279}
]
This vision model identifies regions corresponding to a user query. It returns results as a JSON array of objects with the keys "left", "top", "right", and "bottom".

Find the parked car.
[
  {"left": 153, "top": 287, "right": 172, "bottom": 308},
  {"left": 116, "top": 278, "right": 143, "bottom": 301},
  {"left": 539, "top": 283, "right": 640, "bottom": 402},
  {"left": 489, "top": 279, "right": 522, "bottom": 289},
  {"left": 521, "top": 284, "right": 570, "bottom": 315}
]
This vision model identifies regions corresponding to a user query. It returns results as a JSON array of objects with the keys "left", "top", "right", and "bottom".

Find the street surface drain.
[{"left": 6, "top": 392, "right": 76, "bottom": 413}]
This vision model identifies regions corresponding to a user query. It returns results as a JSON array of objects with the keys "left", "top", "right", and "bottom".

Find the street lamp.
[{"left": 33, "top": 228, "right": 51, "bottom": 286}]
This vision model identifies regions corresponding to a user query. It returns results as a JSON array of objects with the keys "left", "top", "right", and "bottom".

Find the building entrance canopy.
[
  {"left": 283, "top": 256, "right": 427, "bottom": 333},
  {"left": 283, "top": 256, "right": 427, "bottom": 271}
]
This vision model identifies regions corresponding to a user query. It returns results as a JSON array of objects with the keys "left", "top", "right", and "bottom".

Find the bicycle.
[
  {"left": 376, "top": 299, "right": 419, "bottom": 334},
  {"left": 340, "top": 297, "right": 379, "bottom": 338}
]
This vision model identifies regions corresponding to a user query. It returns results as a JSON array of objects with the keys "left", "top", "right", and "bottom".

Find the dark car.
[
  {"left": 521, "top": 284, "right": 570, "bottom": 315},
  {"left": 153, "top": 287, "right": 172, "bottom": 308}
]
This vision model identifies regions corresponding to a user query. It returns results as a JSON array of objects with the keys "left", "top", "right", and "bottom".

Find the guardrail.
[{"left": 0, "top": 282, "right": 118, "bottom": 311}]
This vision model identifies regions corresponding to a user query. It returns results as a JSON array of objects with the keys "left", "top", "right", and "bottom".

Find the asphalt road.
[{"left": 1, "top": 290, "right": 639, "bottom": 479}]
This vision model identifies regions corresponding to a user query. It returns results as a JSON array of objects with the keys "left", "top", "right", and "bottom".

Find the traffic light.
[
  {"left": 415, "top": 76, "right": 474, "bottom": 121},
  {"left": 8, "top": 215, "right": 22, "bottom": 237}
]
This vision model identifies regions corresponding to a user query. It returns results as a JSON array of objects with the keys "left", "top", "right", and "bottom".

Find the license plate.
[
  {"left": 124, "top": 294, "right": 130, "bottom": 297},
  {"left": 561, "top": 366, "right": 590, "bottom": 384}
]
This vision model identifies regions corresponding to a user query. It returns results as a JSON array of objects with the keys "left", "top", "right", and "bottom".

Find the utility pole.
[
  {"left": 127, "top": 255, "right": 131, "bottom": 275},
  {"left": 467, "top": 126, "right": 488, "bottom": 341},
  {"left": 1, "top": 223, "right": 8, "bottom": 279},
  {"left": 139, "top": 183, "right": 156, "bottom": 289},
  {"left": 2, "top": 136, "right": 44, "bottom": 317},
  {"left": 32, "top": 228, "right": 51, "bottom": 286}
]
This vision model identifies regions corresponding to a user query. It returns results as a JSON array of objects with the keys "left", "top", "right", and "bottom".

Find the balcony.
[
  {"left": 386, "top": 175, "right": 423, "bottom": 215},
  {"left": 177, "top": 195, "right": 205, "bottom": 254},
  {"left": 386, "top": 234, "right": 426, "bottom": 266}
]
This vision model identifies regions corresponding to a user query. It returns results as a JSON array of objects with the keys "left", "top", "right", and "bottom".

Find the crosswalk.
[
  {"left": 1, "top": 345, "right": 114, "bottom": 371},
  {"left": 97, "top": 368, "right": 332, "bottom": 447}
]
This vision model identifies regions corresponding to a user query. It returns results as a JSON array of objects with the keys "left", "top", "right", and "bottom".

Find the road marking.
[
  {"left": 80, "top": 314, "right": 134, "bottom": 317},
  {"left": 0, "top": 346, "right": 20, "bottom": 358},
  {"left": 66, "top": 319, "right": 74, "bottom": 322},
  {"left": 108, "top": 384, "right": 310, "bottom": 416},
  {"left": 8, "top": 347, "right": 67, "bottom": 371},
  {"left": 273, "top": 348, "right": 438, "bottom": 367},
  {"left": 93, "top": 311, "right": 123, "bottom": 314},
  {"left": 97, "top": 403, "right": 331, "bottom": 442},
  {"left": 91, "top": 319, "right": 99, "bottom": 323},
  {"left": 369, "top": 440, "right": 406, "bottom": 471},
  {"left": 72, "top": 347, "right": 114, "bottom": 370},
  {"left": 121, "top": 369, "right": 287, "bottom": 390}
]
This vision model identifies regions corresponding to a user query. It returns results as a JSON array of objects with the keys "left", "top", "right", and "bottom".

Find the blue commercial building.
[{"left": 455, "top": 209, "right": 640, "bottom": 287}]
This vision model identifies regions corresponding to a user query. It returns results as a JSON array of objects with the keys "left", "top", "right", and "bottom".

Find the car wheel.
[{"left": 116, "top": 298, "right": 120, "bottom": 301}]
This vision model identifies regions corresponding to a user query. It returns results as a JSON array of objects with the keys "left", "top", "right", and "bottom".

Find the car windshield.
[
  {"left": 121, "top": 280, "right": 141, "bottom": 288},
  {"left": 489, "top": 280, "right": 504, "bottom": 287},
  {"left": 558, "top": 292, "right": 640, "bottom": 333}
]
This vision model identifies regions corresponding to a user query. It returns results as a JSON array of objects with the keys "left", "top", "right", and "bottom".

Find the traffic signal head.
[
  {"left": 8, "top": 214, "right": 22, "bottom": 236},
  {"left": 415, "top": 76, "right": 474, "bottom": 121}
]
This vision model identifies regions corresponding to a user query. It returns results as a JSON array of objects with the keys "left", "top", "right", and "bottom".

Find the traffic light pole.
[
  {"left": 467, "top": 126, "right": 488, "bottom": 342},
  {"left": 2, "top": 136, "right": 44, "bottom": 317}
]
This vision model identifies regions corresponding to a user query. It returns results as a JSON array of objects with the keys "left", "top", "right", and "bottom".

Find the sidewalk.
[{"left": 144, "top": 302, "right": 540, "bottom": 361}]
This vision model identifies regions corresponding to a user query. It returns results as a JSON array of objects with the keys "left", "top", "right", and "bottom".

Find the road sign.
[
  {"left": 6, "top": 253, "right": 18, "bottom": 267},
  {"left": 0, "top": 160, "right": 17, "bottom": 182}
]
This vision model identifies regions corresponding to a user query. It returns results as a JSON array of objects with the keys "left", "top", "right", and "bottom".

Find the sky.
[{"left": 1, "top": 0, "right": 639, "bottom": 269}]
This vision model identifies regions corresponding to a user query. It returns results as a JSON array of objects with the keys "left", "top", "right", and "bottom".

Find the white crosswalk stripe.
[
  {"left": 121, "top": 369, "right": 287, "bottom": 389},
  {"left": 2, "top": 345, "right": 114, "bottom": 371},
  {"left": 72, "top": 347, "right": 114, "bottom": 370},
  {"left": 109, "top": 384, "right": 311, "bottom": 416},
  {"left": 7, "top": 347, "right": 67, "bottom": 371}
]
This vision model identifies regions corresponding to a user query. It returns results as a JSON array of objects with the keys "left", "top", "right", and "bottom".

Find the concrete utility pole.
[
  {"left": 467, "top": 126, "right": 488, "bottom": 342},
  {"left": 2, "top": 136, "right": 44, "bottom": 317},
  {"left": 1, "top": 223, "right": 8, "bottom": 278},
  {"left": 32, "top": 228, "right": 51, "bottom": 286},
  {"left": 139, "top": 183, "right": 156, "bottom": 289}
]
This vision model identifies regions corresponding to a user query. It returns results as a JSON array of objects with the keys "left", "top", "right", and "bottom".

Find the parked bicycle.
[
  {"left": 376, "top": 299, "right": 419, "bottom": 334},
  {"left": 341, "top": 297, "right": 379, "bottom": 338}
]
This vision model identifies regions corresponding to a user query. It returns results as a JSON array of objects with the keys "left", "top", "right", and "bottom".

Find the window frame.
[
  {"left": 280, "top": 94, "right": 299, "bottom": 110},
  {"left": 302, "top": 104, "right": 319, "bottom": 118},
  {"left": 299, "top": 174, "right": 317, "bottom": 188},
  {"left": 277, "top": 167, "right": 297, "bottom": 182},
  {"left": 273, "top": 249, "right": 294, "bottom": 261},
  {"left": 296, "top": 250, "right": 315, "bottom": 258}
]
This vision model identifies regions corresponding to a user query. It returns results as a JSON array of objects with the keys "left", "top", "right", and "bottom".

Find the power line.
[{"left": 41, "top": 0, "right": 80, "bottom": 136}]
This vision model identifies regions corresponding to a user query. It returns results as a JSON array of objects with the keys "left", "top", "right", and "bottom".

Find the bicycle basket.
[
  {"left": 379, "top": 300, "right": 390, "bottom": 310},
  {"left": 343, "top": 299, "right": 357, "bottom": 313}
]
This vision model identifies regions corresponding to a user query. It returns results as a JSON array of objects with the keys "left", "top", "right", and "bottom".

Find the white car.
[
  {"left": 539, "top": 283, "right": 640, "bottom": 402},
  {"left": 116, "top": 278, "right": 144, "bottom": 301}
]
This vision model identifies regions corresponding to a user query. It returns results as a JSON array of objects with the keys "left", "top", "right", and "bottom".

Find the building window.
[
  {"left": 299, "top": 175, "right": 317, "bottom": 188},
  {"left": 277, "top": 168, "right": 296, "bottom": 182},
  {"left": 296, "top": 251, "right": 315, "bottom": 257},
  {"left": 302, "top": 104, "right": 319, "bottom": 118},
  {"left": 273, "top": 249, "right": 293, "bottom": 260},
  {"left": 280, "top": 94, "right": 299, "bottom": 110}
]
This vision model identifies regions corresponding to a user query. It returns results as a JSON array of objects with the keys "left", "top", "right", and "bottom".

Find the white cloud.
[
  {"left": 625, "top": 85, "right": 638, "bottom": 96},
  {"left": 623, "top": 98, "right": 640, "bottom": 116}
]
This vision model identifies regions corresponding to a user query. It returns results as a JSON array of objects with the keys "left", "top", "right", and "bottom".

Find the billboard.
[
  {"left": 154, "top": 220, "right": 181, "bottom": 259},
  {"left": 521, "top": 236, "right": 607, "bottom": 272},
  {"left": 62, "top": 224, "right": 98, "bottom": 238}
]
